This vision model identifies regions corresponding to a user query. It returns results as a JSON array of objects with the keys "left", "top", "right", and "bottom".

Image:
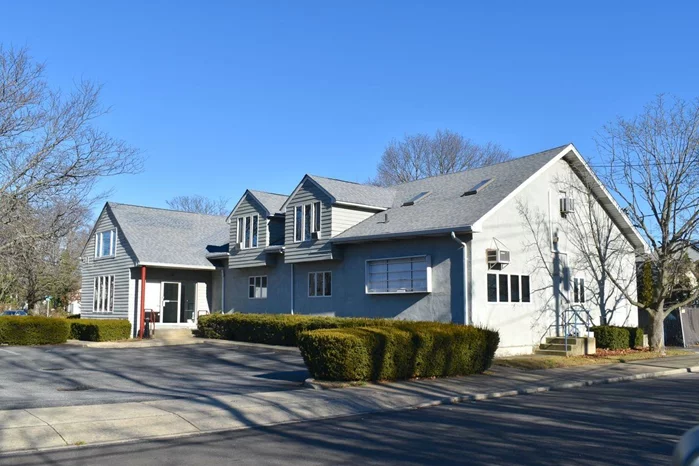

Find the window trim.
[
  {"left": 236, "top": 214, "right": 260, "bottom": 250},
  {"left": 365, "top": 255, "right": 432, "bottom": 295},
  {"left": 294, "top": 205, "right": 303, "bottom": 242},
  {"left": 487, "top": 273, "right": 531, "bottom": 304},
  {"left": 93, "top": 275, "right": 115, "bottom": 312},
  {"left": 248, "top": 275, "right": 268, "bottom": 299},
  {"left": 308, "top": 271, "right": 332, "bottom": 298},
  {"left": 94, "top": 229, "right": 117, "bottom": 258}
]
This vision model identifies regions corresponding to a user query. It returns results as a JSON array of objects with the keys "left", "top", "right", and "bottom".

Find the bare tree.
[
  {"left": 166, "top": 195, "right": 229, "bottom": 215},
  {"left": 596, "top": 95, "right": 699, "bottom": 352},
  {"left": 0, "top": 46, "right": 142, "bottom": 254},
  {"left": 371, "top": 129, "right": 511, "bottom": 186}
]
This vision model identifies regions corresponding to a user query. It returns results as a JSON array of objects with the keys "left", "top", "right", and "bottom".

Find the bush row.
[
  {"left": 298, "top": 323, "right": 500, "bottom": 382},
  {"left": 196, "top": 313, "right": 395, "bottom": 346},
  {"left": 0, "top": 316, "right": 131, "bottom": 345},
  {"left": 591, "top": 326, "right": 644, "bottom": 350}
]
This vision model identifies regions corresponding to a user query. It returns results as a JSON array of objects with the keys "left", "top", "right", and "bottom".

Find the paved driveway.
[{"left": 0, "top": 344, "right": 308, "bottom": 410}]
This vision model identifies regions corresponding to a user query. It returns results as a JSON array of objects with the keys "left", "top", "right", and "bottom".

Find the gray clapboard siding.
[
  {"left": 331, "top": 206, "right": 377, "bottom": 237},
  {"left": 284, "top": 179, "right": 334, "bottom": 263},
  {"left": 80, "top": 205, "right": 137, "bottom": 319},
  {"left": 268, "top": 217, "right": 285, "bottom": 245},
  {"left": 229, "top": 194, "right": 269, "bottom": 269}
]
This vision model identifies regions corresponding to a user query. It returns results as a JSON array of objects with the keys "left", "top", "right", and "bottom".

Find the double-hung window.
[
  {"left": 248, "top": 276, "right": 267, "bottom": 299},
  {"left": 366, "top": 256, "right": 432, "bottom": 293},
  {"left": 237, "top": 215, "right": 259, "bottom": 249},
  {"left": 93, "top": 276, "right": 115, "bottom": 312},
  {"left": 573, "top": 277, "right": 585, "bottom": 303},
  {"left": 309, "top": 272, "right": 332, "bottom": 297},
  {"left": 95, "top": 230, "right": 116, "bottom": 258},
  {"left": 294, "top": 202, "right": 322, "bottom": 242}
]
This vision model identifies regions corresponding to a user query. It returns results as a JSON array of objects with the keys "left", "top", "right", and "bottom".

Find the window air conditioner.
[{"left": 487, "top": 248, "right": 510, "bottom": 265}]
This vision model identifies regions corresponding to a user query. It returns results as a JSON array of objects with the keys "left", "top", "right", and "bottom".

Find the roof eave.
[{"left": 331, "top": 225, "right": 473, "bottom": 244}]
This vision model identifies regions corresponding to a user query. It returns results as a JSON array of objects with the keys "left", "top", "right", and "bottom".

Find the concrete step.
[
  {"left": 545, "top": 337, "right": 585, "bottom": 345},
  {"left": 153, "top": 329, "right": 194, "bottom": 340},
  {"left": 534, "top": 349, "right": 571, "bottom": 357},
  {"left": 539, "top": 343, "right": 574, "bottom": 351}
]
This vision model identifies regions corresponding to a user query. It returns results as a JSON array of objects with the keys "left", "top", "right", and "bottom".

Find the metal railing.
[{"left": 540, "top": 305, "right": 594, "bottom": 354}]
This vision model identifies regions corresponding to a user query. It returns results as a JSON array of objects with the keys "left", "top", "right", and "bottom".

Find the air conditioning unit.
[
  {"left": 310, "top": 231, "right": 320, "bottom": 240},
  {"left": 560, "top": 197, "right": 575, "bottom": 214},
  {"left": 487, "top": 248, "right": 510, "bottom": 265}
]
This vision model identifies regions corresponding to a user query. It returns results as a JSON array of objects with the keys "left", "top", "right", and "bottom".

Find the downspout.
[
  {"left": 450, "top": 232, "right": 470, "bottom": 326},
  {"left": 220, "top": 268, "right": 225, "bottom": 312},
  {"left": 139, "top": 266, "right": 147, "bottom": 338},
  {"left": 290, "top": 263, "right": 295, "bottom": 315}
]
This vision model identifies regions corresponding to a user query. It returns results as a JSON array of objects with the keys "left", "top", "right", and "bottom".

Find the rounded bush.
[{"left": 0, "top": 316, "right": 70, "bottom": 345}]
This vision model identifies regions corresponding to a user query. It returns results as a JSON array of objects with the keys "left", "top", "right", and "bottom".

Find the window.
[
  {"left": 309, "top": 272, "right": 331, "bottom": 297},
  {"left": 487, "top": 274, "right": 530, "bottom": 303},
  {"left": 573, "top": 277, "right": 585, "bottom": 303},
  {"left": 295, "top": 206, "right": 303, "bottom": 242},
  {"left": 313, "top": 202, "right": 321, "bottom": 235},
  {"left": 521, "top": 275, "right": 531, "bottom": 302},
  {"left": 366, "top": 256, "right": 431, "bottom": 293},
  {"left": 510, "top": 275, "right": 520, "bottom": 302},
  {"left": 95, "top": 230, "right": 116, "bottom": 258},
  {"left": 248, "top": 276, "right": 267, "bottom": 299},
  {"left": 498, "top": 274, "right": 509, "bottom": 302},
  {"left": 402, "top": 191, "right": 431, "bottom": 206},
  {"left": 93, "top": 275, "right": 114, "bottom": 312},
  {"left": 304, "top": 204, "right": 312, "bottom": 240},
  {"left": 487, "top": 274, "right": 497, "bottom": 302},
  {"left": 237, "top": 215, "right": 259, "bottom": 249}
]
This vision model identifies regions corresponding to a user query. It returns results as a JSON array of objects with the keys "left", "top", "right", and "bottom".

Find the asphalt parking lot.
[{"left": 0, "top": 344, "right": 308, "bottom": 410}]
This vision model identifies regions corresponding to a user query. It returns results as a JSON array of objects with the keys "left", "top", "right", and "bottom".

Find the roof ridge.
[
  {"left": 390, "top": 144, "right": 571, "bottom": 188},
  {"left": 107, "top": 202, "right": 227, "bottom": 218},
  {"left": 248, "top": 189, "right": 289, "bottom": 198},
  {"left": 309, "top": 174, "right": 395, "bottom": 190}
]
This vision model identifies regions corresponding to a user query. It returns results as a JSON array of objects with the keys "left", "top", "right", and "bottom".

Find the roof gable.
[
  {"left": 280, "top": 175, "right": 395, "bottom": 211},
  {"left": 227, "top": 189, "right": 287, "bottom": 221}
]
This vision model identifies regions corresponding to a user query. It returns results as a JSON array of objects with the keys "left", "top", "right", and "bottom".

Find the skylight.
[
  {"left": 463, "top": 178, "right": 494, "bottom": 196},
  {"left": 402, "top": 191, "right": 431, "bottom": 206}
]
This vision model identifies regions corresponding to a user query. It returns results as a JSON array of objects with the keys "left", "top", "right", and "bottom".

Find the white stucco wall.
[{"left": 470, "top": 159, "right": 639, "bottom": 356}]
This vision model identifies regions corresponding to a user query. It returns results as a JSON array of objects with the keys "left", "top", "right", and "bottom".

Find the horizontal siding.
[
  {"left": 268, "top": 217, "right": 285, "bottom": 246},
  {"left": 284, "top": 180, "right": 334, "bottom": 263},
  {"left": 229, "top": 195, "right": 269, "bottom": 268},
  {"left": 80, "top": 206, "right": 137, "bottom": 319},
  {"left": 331, "top": 206, "right": 377, "bottom": 236}
]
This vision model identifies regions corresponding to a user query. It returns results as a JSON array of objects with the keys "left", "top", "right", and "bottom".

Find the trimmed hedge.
[
  {"left": 69, "top": 319, "right": 131, "bottom": 342},
  {"left": 591, "top": 326, "right": 645, "bottom": 350},
  {"left": 0, "top": 316, "right": 70, "bottom": 345},
  {"left": 298, "top": 323, "right": 499, "bottom": 382},
  {"left": 197, "top": 313, "right": 394, "bottom": 346}
]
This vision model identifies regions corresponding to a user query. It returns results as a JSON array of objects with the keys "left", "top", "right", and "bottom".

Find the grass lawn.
[{"left": 494, "top": 348, "right": 692, "bottom": 370}]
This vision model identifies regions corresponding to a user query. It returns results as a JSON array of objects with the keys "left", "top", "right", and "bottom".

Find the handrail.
[{"left": 539, "top": 305, "right": 595, "bottom": 354}]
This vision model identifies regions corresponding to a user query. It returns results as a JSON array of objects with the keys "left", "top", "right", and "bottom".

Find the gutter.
[
  {"left": 450, "top": 232, "right": 471, "bottom": 326},
  {"left": 331, "top": 225, "right": 473, "bottom": 245}
]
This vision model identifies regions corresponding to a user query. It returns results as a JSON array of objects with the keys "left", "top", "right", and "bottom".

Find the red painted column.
[{"left": 139, "top": 266, "right": 147, "bottom": 339}]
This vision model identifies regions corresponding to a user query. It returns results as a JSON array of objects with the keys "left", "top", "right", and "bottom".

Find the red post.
[{"left": 139, "top": 266, "right": 147, "bottom": 339}]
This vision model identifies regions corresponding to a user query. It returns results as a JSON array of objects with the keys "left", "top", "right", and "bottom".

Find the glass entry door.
[{"left": 161, "top": 282, "right": 180, "bottom": 323}]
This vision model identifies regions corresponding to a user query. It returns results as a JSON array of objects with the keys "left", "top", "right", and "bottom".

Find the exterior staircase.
[
  {"left": 536, "top": 336, "right": 590, "bottom": 357},
  {"left": 152, "top": 328, "right": 195, "bottom": 342}
]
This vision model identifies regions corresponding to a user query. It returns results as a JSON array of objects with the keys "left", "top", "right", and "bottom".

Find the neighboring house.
[{"left": 80, "top": 143, "right": 646, "bottom": 354}]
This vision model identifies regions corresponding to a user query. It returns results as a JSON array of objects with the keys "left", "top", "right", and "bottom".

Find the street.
[{"left": 3, "top": 373, "right": 697, "bottom": 465}]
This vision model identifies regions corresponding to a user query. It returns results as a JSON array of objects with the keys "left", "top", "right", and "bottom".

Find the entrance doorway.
[{"left": 161, "top": 282, "right": 180, "bottom": 323}]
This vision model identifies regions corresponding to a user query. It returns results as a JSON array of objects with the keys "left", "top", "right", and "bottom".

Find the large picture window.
[
  {"left": 93, "top": 276, "right": 115, "bottom": 312},
  {"left": 309, "top": 272, "right": 331, "bottom": 297},
  {"left": 366, "top": 256, "right": 431, "bottom": 294},
  {"left": 248, "top": 276, "right": 267, "bottom": 299},
  {"left": 95, "top": 230, "right": 116, "bottom": 258},
  {"left": 488, "top": 273, "right": 530, "bottom": 303}
]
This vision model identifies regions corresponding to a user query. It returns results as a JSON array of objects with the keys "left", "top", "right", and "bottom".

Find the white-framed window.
[
  {"left": 236, "top": 215, "right": 259, "bottom": 249},
  {"left": 294, "top": 203, "right": 322, "bottom": 242},
  {"left": 95, "top": 230, "right": 116, "bottom": 258},
  {"left": 366, "top": 256, "right": 432, "bottom": 294},
  {"left": 309, "top": 271, "right": 332, "bottom": 297},
  {"left": 93, "top": 275, "right": 115, "bottom": 312},
  {"left": 248, "top": 276, "right": 267, "bottom": 299},
  {"left": 487, "top": 273, "right": 531, "bottom": 303},
  {"left": 573, "top": 277, "right": 585, "bottom": 303}
]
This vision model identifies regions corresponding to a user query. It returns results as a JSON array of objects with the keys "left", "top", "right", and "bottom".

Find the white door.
[{"left": 144, "top": 281, "right": 162, "bottom": 323}]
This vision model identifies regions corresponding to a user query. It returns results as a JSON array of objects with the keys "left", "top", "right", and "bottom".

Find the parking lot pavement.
[{"left": 0, "top": 343, "right": 308, "bottom": 410}]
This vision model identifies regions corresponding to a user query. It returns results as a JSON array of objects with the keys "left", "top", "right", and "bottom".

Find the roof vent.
[
  {"left": 384, "top": 213, "right": 389, "bottom": 223},
  {"left": 402, "top": 191, "right": 431, "bottom": 206},
  {"left": 463, "top": 178, "right": 494, "bottom": 197}
]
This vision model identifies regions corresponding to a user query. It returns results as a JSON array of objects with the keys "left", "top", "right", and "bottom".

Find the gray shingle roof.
[
  {"left": 333, "top": 145, "right": 569, "bottom": 242},
  {"left": 248, "top": 190, "right": 288, "bottom": 215},
  {"left": 308, "top": 175, "right": 396, "bottom": 208},
  {"left": 108, "top": 203, "right": 229, "bottom": 268}
]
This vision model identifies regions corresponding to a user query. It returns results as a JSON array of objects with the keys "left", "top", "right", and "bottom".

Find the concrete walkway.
[{"left": 2, "top": 353, "right": 699, "bottom": 454}]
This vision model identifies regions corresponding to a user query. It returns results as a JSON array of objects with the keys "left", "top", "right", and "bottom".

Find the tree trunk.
[{"left": 649, "top": 311, "right": 666, "bottom": 353}]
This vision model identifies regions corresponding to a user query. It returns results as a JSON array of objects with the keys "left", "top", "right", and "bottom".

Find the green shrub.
[
  {"left": 196, "top": 313, "right": 393, "bottom": 346},
  {"left": 624, "top": 326, "right": 645, "bottom": 348},
  {"left": 69, "top": 319, "right": 131, "bottom": 341},
  {"left": 592, "top": 326, "right": 639, "bottom": 350},
  {"left": 0, "top": 316, "right": 70, "bottom": 345},
  {"left": 298, "top": 322, "right": 499, "bottom": 382}
]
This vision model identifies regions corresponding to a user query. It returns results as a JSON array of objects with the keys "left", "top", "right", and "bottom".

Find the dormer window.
[
  {"left": 236, "top": 215, "right": 259, "bottom": 249},
  {"left": 294, "top": 202, "right": 322, "bottom": 242},
  {"left": 95, "top": 230, "right": 116, "bottom": 258}
]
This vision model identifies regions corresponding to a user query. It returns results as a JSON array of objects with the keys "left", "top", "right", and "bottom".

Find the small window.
[
  {"left": 304, "top": 204, "right": 312, "bottom": 240},
  {"left": 313, "top": 201, "right": 321, "bottom": 235},
  {"left": 487, "top": 274, "right": 497, "bottom": 302},
  {"left": 510, "top": 275, "right": 520, "bottom": 302},
  {"left": 498, "top": 274, "right": 509, "bottom": 302},
  {"left": 244, "top": 217, "right": 251, "bottom": 248},
  {"left": 93, "top": 275, "right": 115, "bottom": 312},
  {"left": 248, "top": 275, "right": 267, "bottom": 299},
  {"left": 294, "top": 206, "right": 303, "bottom": 242},
  {"left": 402, "top": 191, "right": 431, "bottom": 206},
  {"left": 463, "top": 178, "right": 494, "bottom": 196},
  {"left": 309, "top": 271, "right": 331, "bottom": 297},
  {"left": 237, "top": 218, "right": 244, "bottom": 244},
  {"left": 573, "top": 277, "right": 585, "bottom": 303},
  {"left": 252, "top": 215, "right": 258, "bottom": 248},
  {"left": 521, "top": 275, "right": 531, "bottom": 302},
  {"left": 95, "top": 230, "right": 116, "bottom": 258}
]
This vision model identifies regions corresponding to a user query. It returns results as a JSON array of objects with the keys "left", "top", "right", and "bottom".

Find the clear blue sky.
[{"left": 2, "top": 1, "right": 698, "bottom": 216}]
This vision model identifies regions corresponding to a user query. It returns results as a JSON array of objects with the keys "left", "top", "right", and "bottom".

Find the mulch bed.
[{"left": 584, "top": 348, "right": 650, "bottom": 358}]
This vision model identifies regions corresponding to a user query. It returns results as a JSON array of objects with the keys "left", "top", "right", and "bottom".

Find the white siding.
[{"left": 331, "top": 206, "right": 377, "bottom": 237}]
